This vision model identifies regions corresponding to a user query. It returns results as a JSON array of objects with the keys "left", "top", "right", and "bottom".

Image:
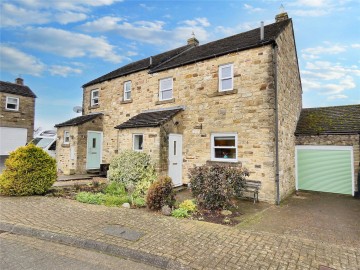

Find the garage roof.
[{"left": 295, "top": 104, "right": 360, "bottom": 135}]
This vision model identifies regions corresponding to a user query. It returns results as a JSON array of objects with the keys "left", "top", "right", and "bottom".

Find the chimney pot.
[
  {"left": 275, "top": 12, "right": 289, "bottom": 22},
  {"left": 15, "top": 77, "right": 24, "bottom": 86},
  {"left": 260, "top": 21, "right": 264, "bottom": 41}
]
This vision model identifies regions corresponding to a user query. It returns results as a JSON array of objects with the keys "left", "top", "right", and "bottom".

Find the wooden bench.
[{"left": 242, "top": 180, "right": 262, "bottom": 203}]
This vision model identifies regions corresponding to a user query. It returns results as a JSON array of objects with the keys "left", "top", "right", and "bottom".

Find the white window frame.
[
  {"left": 90, "top": 89, "right": 99, "bottom": 106},
  {"left": 159, "top": 77, "right": 173, "bottom": 101},
  {"left": 211, "top": 133, "right": 238, "bottom": 162},
  {"left": 123, "top": 81, "right": 132, "bottom": 101},
  {"left": 5, "top": 96, "right": 19, "bottom": 111},
  {"left": 133, "top": 134, "right": 144, "bottom": 151},
  {"left": 63, "top": 131, "right": 70, "bottom": 144},
  {"left": 218, "top": 63, "right": 234, "bottom": 92}
]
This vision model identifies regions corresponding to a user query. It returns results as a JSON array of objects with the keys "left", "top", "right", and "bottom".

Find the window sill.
[
  {"left": 155, "top": 98, "right": 175, "bottom": 105},
  {"left": 5, "top": 109, "right": 19, "bottom": 112},
  {"left": 88, "top": 105, "right": 99, "bottom": 109},
  {"left": 208, "top": 89, "right": 238, "bottom": 98},
  {"left": 206, "top": 160, "right": 242, "bottom": 167},
  {"left": 121, "top": 99, "right": 133, "bottom": 104},
  {"left": 61, "top": 144, "right": 70, "bottom": 148}
]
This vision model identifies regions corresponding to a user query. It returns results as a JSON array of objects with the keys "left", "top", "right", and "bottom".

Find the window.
[
  {"left": 91, "top": 89, "right": 99, "bottom": 106},
  {"left": 63, "top": 131, "right": 70, "bottom": 144},
  {"left": 133, "top": 134, "right": 143, "bottom": 151},
  {"left": 219, "top": 64, "right": 233, "bottom": 92},
  {"left": 6, "top": 97, "right": 19, "bottom": 111},
  {"left": 159, "top": 77, "right": 173, "bottom": 101},
  {"left": 211, "top": 133, "right": 237, "bottom": 162},
  {"left": 123, "top": 81, "right": 131, "bottom": 101}
]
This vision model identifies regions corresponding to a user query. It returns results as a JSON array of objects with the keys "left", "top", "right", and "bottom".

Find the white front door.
[
  {"left": 168, "top": 134, "right": 183, "bottom": 187},
  {"left": 86, "top": 131, "right": 102, "bottom": 170}
]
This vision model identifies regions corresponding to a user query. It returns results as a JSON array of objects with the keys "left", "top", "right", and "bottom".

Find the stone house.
[
  {"left": 55, "top": 12, "right": 303, "bottom": 203},
  {"left": 0, "top": 78, "right": 36, "bottom": 156}
]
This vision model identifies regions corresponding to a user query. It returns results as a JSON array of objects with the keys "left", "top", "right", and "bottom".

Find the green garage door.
[{"left": 296, "top": 147, "right": 353, "bottom": 195}]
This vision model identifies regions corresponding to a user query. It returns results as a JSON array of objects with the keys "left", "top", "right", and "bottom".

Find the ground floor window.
[
  {"left": 211, "top": 133, "right": 237, "bottom": 162},
  {"left": 63, "top": 131, "right": 70, "bottom": 144},
  {"left": 133, "top": 134, "right": 143, "bottom": 151}
]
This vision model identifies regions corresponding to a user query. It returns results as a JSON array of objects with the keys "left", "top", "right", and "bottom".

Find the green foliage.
[
  {"left": 0, "top": 144, "right": 57, "bottom": 196},
  {"left": 76, "top": 192, "right": 129, "bottom": 206},
  {"left": 189, "top": 165, "right": 249, "bottom": 210},
  {"left": 146, "top": 176, "right": 175, "bottom": 210},
  {"left": 179, "top": 200, "right": 197, "bottom": 213},
  {"left": 132, "top": 196, "right": 146, "bottom": 208},
  {"left": 171, "top": 208, "right": 189, "bottom": 218},
  {"left": 103, "top": 182, "right": 126, "bottom": 196},
  {"left": 103, "top": 195, "right": 129, "bottom": 206},
  {"left": 108, "top": 150, "right": 157, "bottom": 196}
]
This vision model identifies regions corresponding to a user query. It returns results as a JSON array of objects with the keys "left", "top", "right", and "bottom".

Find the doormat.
[{"left": 103, "top": 225, "right": 144, "bottom": 241}]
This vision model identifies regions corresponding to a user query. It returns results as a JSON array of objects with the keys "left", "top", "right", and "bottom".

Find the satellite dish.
[{"left": 73, "top": 106, "right": 82, "bottom": 113}]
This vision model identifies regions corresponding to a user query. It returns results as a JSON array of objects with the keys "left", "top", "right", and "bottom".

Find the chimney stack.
[
  {"left": 15, "top": 77, "right": 24, "bottom": 86},
  {"left": 275, "top": 12, "right": 289, "bottom": 22},
  {"left": 187, "top": 31, "right": 199, "bottom": 46}
]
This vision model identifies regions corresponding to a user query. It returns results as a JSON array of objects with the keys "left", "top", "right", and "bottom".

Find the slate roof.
[
  {"left": 295, "top": 105, "right": 360, "bottom": 135},
  {"left": 115, "top": 108, "right": 183, "bottom": 129},
  {"left": 55, "top": 113, "right": 102, "bottom": 128},
  {"left": 83, "top": 19, "right": 291, "bottom": 87},
  {"left": 0, "top": 81, "right": 37, "bottom": 98}
]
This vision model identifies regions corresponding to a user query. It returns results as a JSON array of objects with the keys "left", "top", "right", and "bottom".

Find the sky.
[{"left": 1, "top": 0, "right": 359, "bottom": 131}]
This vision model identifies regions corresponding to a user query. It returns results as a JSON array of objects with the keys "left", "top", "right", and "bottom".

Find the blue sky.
[{"left": 1, "top": 0, "right": 359, "bottom": 130}]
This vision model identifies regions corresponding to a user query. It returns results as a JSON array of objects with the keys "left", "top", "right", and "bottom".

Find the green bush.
[
  {"left": 103, "top": 194, "right": 129, "bottom": 206},
  {"left": 103, "top": 182, "right": 126, "bottom": 196},
  {"left": 179, "top": 199, "right": 197, "bottom": 213},
  {"left": 132, "top": 196, "right": 146, "bottom": 208},
  {"left": 76, "top": 192, "right": 129, "bottom": 206},
  {"left": 108, "top": 150, "right": 156, "bottom": 197},
  {"left": 189, "top": 165, "right": 248, "bottom": 210},
  {"left": 0, "top": 144, "right": 57, "bottom": 196},
  {"left": 146, "top": 176, "right": 175, "bottom": 210},
  {"left": 171, "top": 208, "right": 189, "bottom": 218}
]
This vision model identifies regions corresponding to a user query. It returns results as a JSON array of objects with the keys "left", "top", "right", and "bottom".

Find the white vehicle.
[{"left": 28, "top": 130, "right": 57, "bottom": 158}]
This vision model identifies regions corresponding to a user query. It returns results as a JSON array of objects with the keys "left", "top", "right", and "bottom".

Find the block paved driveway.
[{"left": 0, "top": 194, "right": 359, "bottom": 270}]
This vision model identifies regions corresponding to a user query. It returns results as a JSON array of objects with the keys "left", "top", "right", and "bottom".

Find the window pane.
[
  {"left": 214, "top": 136, "right": 235, "bottom": 147},
  {"left": 92, "top": 138, "right": 96, "bottom": 148},
  {"left": 134, "top": 135, "right": 143, "bottom": 150},
  {"left": 214, "top": 148, "right": 236, "bottom": 159},
  {"left": 161, "top": 89, "right": 172, "bottom": 100},
  {"left": 221, "top": 66, "right": 232, "bottom": 78},
  {"left": 92, "top": 98, "right": 98, "bottom": 105},
  {"left": 125, "top": 82, "right": 131, "bottom": 91},
  {"left": 174, "top": 141, "right": 176, "bottom": 156},
  {"left": 8, "top": 98, "right": 17, "bottom": 103},
  {"left": 6, "top": 103, "right": 16, "bottom": 109},
  {"left": 161, "top": 78, "right": 172, "bottom": 90},
  {"left": 221, "top": 78, "right": 232, "bottom": 90},
  {"left": 125, "top": 91, "right": 131, "bottom": 100},
  {"left": 92, "top": 91, "right": 99, "bottom": 97}
]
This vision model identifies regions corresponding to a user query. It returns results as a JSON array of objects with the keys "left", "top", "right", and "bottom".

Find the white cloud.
[
  {"left": 182, "top": 18, "right": 210, "bottom": 27},
  {"left": 302, "top": 44, "right": 347, "bottom": 60},
  {"left": 243, "top": 3, "right": 263, "bottom": 12},
  {"left": 23, "top": 27, "right": 123, "bottom": 63},
  {"left": 139, "top": 3, "right": 154, "bottom": 11},
  {"left": 55, "top": 12, "right": 88, "bottom": 24},
  {"left": 49, "top": 65, "right": 82, "bottom": 77},
  {"left": 292, "top": 0, "right": 328, "bottom": 7},
  {"left": 0, "top": 44, "right": 45, "bottom": 76},
  {"left": 289, "top": 0, "right": 350, "bottom": 17},
  {"left": 327, "top": 94, "right": 348, "bottom": 100},
  {"left": 351, "top": 44, "right": 360, "bottom": 49},
  {"left": 0, "top": 3, "right": 50, "bottom": 26},
  {"left": 291, "top": 9, "right": 329, "bottom": 17}
]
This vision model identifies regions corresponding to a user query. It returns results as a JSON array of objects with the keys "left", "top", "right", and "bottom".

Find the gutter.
[{"left": 273, "top": 43, "right": 280, "bottom": 205}]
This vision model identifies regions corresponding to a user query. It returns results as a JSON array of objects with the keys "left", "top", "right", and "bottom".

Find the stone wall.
[
  {"left": 0, "top": 92, "right": 35, "bottom": 142},
  {"left": 296, "top": 134, "right": 360, "bottom": 192},
  {"left": 275, "top": 21, "right": 303, "bottom": 200}
]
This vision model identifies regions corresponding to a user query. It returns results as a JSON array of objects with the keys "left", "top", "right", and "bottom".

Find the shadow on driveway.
[{"left": 237, "top": 191, "right": 360, "bottom": 248}]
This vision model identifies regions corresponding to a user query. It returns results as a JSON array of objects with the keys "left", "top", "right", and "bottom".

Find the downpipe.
[{"left": 273, "top": 44, "right": 280, "bottom": 205}]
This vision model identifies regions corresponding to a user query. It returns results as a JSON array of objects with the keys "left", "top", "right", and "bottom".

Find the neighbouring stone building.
[
  {"left": 56, "top": 12, "right": 302, "bottom": 203},
  {"left": 0, "top": 78, "right": 36, "bottom": 156}
]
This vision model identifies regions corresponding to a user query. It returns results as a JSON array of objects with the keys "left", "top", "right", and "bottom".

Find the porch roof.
[
  {"left": 115, "top": 108, "right": 183, "bottom": 129},
  {"left": 55, "top": 113, "right": 102, "bottom": 128}
]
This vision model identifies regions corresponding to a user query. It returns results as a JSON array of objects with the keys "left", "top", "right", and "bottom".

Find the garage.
[
  {"left": 296, "top": 146, "right": 354, "bottom": 195},
  {"left": 0, "top": 127, "right": 27, "bottom": 155}
]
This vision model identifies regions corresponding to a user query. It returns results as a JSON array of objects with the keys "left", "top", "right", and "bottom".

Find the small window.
[
  {"left": 63, "top": 131, "right": 70, "bottom": 144},
  {"left": 159, "top": 77, "right": 173, "bottom": 101},
  {"left": 211, "top": 133, "right": 237, "bottom": 162},
  {"left": 91, "top": 89, "right": 99, "bottom": 106},
  {"left": 123, "top": 81, "right": 131, "bottom": 101},
  {"left": 133, "top": 134, "right": 143, "bottom": 151},
  {"left": 6, "top": 97, "right": 19, "bottom": 111},
  {"left": 219, "top": 64, "right": 233, "bottom": 92}
]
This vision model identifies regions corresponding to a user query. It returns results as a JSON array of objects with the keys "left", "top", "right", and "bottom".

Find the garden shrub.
[
  {"left": 76, "top": 192, "right": 104, "bottom": 205},
  {"left": 171, "top": 208, "right": 189, "bottom": 218},
  {"left": 103, "top": 194, "right": 129, "bottom": 206},
  {"left": 189, "top": 165, "right": 248, "bottom": 210},
  {"left": 132, "top": 197, "right": 146, "bottom": 208},
  {"left": 179, "top": 199, "right": 197, "bottom": 213},
  {"left": 0, "top": 144, "right": 57, "bottom": 196},
  {"left": 146, "top": 176, "right": 175, "bottom": 210},
  {"left": 108, "top": 150, "right": 156, "bottom": 196},
  {"left": 103, "top": 182, "right": 126, "bottom": 196}
]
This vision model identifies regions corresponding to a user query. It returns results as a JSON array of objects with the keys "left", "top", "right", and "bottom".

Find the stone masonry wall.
[
  {"left": 275, "top": 21, "right": 303, "bottom": 200},
  {"left": 82, "top": 44, "right": 279, "bottom": 203},
  {"left": 296, "top": 134, "right": 360, "bottom": 193},
  {"left": 56, "top": 126, "right": 78, "bottom": 175},
  {"left": 0, "top": 93, "right": 35, "bottom": 142}
]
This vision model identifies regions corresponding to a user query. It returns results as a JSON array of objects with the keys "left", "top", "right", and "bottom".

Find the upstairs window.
[
  {"left": 123, "top": 81, "right": 131, "bottom": 101},
  {"left": 211, "top": 133, "right": 237, "bottom": 162},
  {"left": 91, "top": 89, "right": 99, "bottom": 106},
  {"left": 159, "top": 77, "right": 173, "bottom": 101},
  {"left": 219, "top": 64, "right": 233, "bottom": 92},
  {"left": 63, "top": 131, "right": 70, "bottom": 144},
  {"left": 133, "top": 134, "right": 143, "bottom": 151},
  {"left": 6, "top": 97, "right": 19, "bottom": 111}
]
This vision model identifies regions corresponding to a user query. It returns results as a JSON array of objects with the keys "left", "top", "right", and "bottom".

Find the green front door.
[
  {"left": 86, "top": 131, "right": 102, "bottom": 169},
  {"left": 296, "top": 147, "right": 353, "bottom": 195}
]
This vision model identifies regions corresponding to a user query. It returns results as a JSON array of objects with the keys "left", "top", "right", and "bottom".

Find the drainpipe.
[{"left": 273, "top": 43, "right": 280, "bottom": 205}]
